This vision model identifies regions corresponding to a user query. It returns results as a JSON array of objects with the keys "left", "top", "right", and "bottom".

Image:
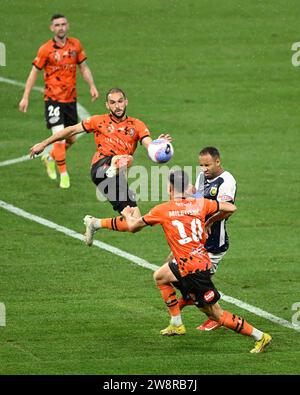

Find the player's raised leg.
[
  {"left": 83, "top": 163, "right": 139, "bottom": 245},
  {"left": 105, "top": 154, "right": 133, "bottom": 178},
  {"left": 84, "top": 207, "right": 141, "bottom": 246}
]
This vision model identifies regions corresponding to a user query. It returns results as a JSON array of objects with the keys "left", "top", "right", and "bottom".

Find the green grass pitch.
[{"left": 0, "top": 0, "right": 299, "bottom": 375}]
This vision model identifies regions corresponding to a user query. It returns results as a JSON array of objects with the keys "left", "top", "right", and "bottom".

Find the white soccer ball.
[{"left": 147, "top": 139, "right": 174, "bottom": 163}]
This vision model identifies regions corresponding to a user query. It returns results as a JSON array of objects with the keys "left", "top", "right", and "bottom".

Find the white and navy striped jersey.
[{"left": 195, "top": 170, "right": 237, "bottom": 253}]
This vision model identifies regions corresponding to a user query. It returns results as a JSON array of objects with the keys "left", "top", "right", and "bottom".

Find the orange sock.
[
  {"left": 51, "top": 142, "right": 66, "bottom": 174},
  {"left": 158, "top": 284, "right": 180, "bottom": 317},
  {"left": 101, "top": 216, "right": 129, "bottom": 232},
  {"left": 218, "top": 310, "right": 253, "bottom": 336}
]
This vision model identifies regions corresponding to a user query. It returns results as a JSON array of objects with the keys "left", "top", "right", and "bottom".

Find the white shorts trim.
[{"left": 208, "top": 251, "right": 227, "bottom": 274}]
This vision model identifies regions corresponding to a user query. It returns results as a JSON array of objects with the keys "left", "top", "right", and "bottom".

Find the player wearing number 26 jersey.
[{"left": 19, "top": 14, "right": 99, "bottom": 189}]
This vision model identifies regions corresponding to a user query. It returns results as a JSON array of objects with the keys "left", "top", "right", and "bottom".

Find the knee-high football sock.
[
  {"left": 101, "top": 216, "right": 129, "bottom": 232},
  {"left": 218, "top": 310, "right": 263, "bottom": 339},
  {"left": 50, "top": 141, "right": 66, "bottom": 174},
  {"left": 158, "top": 284, "right": 182, "bottom": 326}
]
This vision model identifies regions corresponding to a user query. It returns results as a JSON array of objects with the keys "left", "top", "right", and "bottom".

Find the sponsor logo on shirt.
[{"left": 204, "top": 290, "right": 215, "bottom": 302}]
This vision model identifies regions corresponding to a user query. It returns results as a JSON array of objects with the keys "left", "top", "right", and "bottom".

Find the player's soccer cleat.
[
  {"left": 83, "top": 215, "right": 97, "bottom": 246},
  {"left": 160, "top": 324, "right": 186, "bottom": 336},
  {"left": 196, "top": 319, "right": 221, "bottom": 331},
  {"left": 59, "top": 173, "right": 70, "bottom": 189},
  {"left": 250, "top": 333, "right": 272, "bottom": 354},
  {"left": 105, "top": 154, "right": 133, "bottom": 178},
  {"left": 41, "top": 155, "right": 57, "bottom": 180}
]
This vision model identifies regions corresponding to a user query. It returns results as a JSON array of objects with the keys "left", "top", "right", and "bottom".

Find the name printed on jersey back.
[{"left": 168, "top": 199, "right": 204, "bottom": 218}]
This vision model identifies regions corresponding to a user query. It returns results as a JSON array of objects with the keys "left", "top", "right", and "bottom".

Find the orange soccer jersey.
[
  {"left": 82, "top": 114, "right": 151, "bottom": 164},
  {"left": 143, "top": 198, "right": 219, "bottom": 276},
  {"left": 32, "top": 37, "right": 87, "bottom": 102}
]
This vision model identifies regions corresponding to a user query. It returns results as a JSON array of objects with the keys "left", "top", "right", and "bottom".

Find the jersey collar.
[
  {"left": 52, "top": 37, "right": 68, "bottom": 49},
  {"left": 206, "top": 170, "right": 226, "bottom": 183},
  {"left": 109, "top": 113, "right": 128, "bottom": 124}
]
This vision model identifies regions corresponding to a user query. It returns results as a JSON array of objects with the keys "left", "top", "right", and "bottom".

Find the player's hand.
[
  {"left": 204, "top": 221, "right": 212, "bottom": 236},
  {"left": 158, "top": 133, "right": 172, "bottom": 142},
  {"left": 121, "top": 206, "right": 135, "bottom": 218},
  {"left": 90, "top": 85, "right": 99, "bottom": 102},
  {"left": 19, "top": 97, "right": 29, "bottom": 113},
  {"left": 186, "top": 183, "right": 196, "bottom": 196},
  {"left": 29, "top": 142, "right": 46, "bottom": 158}
]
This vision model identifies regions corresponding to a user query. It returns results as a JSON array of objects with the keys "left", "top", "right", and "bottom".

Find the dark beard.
[{"left": 111, "top": 110, "right": 126, "bottom": 119}]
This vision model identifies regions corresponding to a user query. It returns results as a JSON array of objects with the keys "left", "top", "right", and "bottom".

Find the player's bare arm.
[
  {"left": 121, "top": 206, "right": 148, "bottom": 233},
  {"left": 79, "top": 61, "right": 99, "bottom": 101},
  {"left": 19, "top": 66, "right": 40, "bottom": 112},
  {"left": 141, "top": 134, "right": 172, "bottom": 150},
  {"left": 30, "top": 122, "right": 84, "bottom": 157},
  {"left": 204, "top": 202, "right": 236, "bottom": 235}
]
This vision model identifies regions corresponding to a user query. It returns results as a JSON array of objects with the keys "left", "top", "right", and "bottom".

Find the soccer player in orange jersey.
[
  {"left": 20, "top": 14, "right": 99, "bottom": 188},
  {"left": 122, "top": 170, "right": 272, "bottom": 353},
  {"left": 179, "top": 147, "right": 238, "bottom": 332},
  {"left": 29, "top": 88, "right": 171, "bottom": 235}
]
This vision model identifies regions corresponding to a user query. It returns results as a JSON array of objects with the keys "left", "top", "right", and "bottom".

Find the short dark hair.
[
  {"left": 106, "top": 88, "right": 127, "bottom": 101},
  {"left": 199, "top": 146, "right": 220, "bottom": 159},
  {"left": 51, "top": 14, "right": 66, "bottom": 22},
  {"left": 169, "top": 170, "right": 189, "bottom": 193}
]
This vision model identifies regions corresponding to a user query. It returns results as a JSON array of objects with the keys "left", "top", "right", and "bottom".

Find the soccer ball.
[{"left": 147, "top": 139, "right": 174, "bottom": 163}]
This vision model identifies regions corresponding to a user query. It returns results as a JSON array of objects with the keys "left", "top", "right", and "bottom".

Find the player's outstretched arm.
[
  {"left": 19, "top": 66, "right": 40, "bottom": 113},
  {"left": 141, "top": 134, "right": 172, "bottom": 150},
  {"left": 122, "top": 206, "right": 148, "bottom": 233},
  {"left": 204, "top": 202, "right": 237, "bottom": 235},
  {"left": 79, "top": 61, "right": 99, "bottom": 101},
  {"left": 29, "top": 122, "right": 84, "bottom": 158}
]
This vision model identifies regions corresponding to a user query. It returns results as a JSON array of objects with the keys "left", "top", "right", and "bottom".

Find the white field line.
[
  {"left": 0, "top": 77, "right": 89, "bottom": 167},
  {"left": 0, "top": 199, "right": 299, "bottom": 333}
]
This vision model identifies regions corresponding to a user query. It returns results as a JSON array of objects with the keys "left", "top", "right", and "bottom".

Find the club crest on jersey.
[
  {"left": 129, "top": 128, "right": 135, "bottom": 136},
  {"left": 210, "top": 186, "right": 218, "bottom": 196},
  {"left": 69, "top": 50, "right": 77, "bottom": 58},
  {"left": 107, "top": 125, "right": 115, "bottom": 133}
]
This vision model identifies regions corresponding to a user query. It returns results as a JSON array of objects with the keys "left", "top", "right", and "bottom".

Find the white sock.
[
  {"left": 60, "top": 171, "right": 68, "bottom": 177},
  {"left": 171, "top": 315, "right": 182, "bottom": 327},
  {"left": 93, "top": 218, "right": 101, "bottom": 230},
  {"left": 251, "top": 327, "right": 264, "bottom": 341}
]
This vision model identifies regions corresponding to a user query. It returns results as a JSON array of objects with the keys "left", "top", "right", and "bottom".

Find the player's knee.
[
  {"left": 206, "top": 303, "right": 223, "bottom": 322},
  {"left": 153, "top": 269, "right": 163, "bottom": 284}
]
